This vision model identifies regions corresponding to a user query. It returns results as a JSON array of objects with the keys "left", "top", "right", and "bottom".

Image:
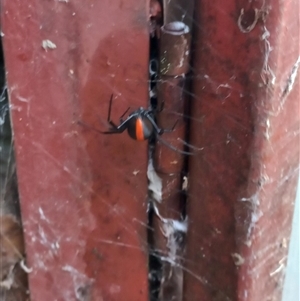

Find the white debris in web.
[
  {"left": 0, "top": 265, "right": 15, "bottom": 290},
  {"left": 147, "top": 159, "right": 162, "bottom": 202},
  {"left": 19, "top": 259, "right": 33, "bottom": 273},
  {"left": 153, "top": 204, "right": 188, "bottom": 262},
  {"left": 240, "top": 192, "right": 264, "bottom": 244}
]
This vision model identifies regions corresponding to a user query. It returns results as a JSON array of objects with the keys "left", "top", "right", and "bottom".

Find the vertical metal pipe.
[{"left": 152, "top": 21, "right": 191, "bottom": 301}]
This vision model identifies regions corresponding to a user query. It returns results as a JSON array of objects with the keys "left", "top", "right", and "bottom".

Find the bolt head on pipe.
[{"left": 159, "top": 22, "right": 191, "bottom": 76}]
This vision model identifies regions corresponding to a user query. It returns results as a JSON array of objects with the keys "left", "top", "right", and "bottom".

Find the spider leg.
[
  {"left": 101, "top": 129, "right": 126, "bottom": 134},
  {"left": 78, "top": 121, "right": 107, "bottom": 134},
  {"left": 119, "top": 107, "right": 131, "bottom": 121},
  {"left": 145, "top": 113, "right": 164, "bottom": 134},
  {"left": 104, "top": 114, "right": 137, "bottom": 134},
  {"left": 108, "top": 94, "right": 131, "bottom": 123},
  {"left": 104, "top": 114, "right": 138, "bottom": 133},
  {"left": 115, "top": 114, "right": 137, "bottom": 131},
  {"left": 176, "top": 138, "right": 204, "bottom": 151},
  {"left": 155, "top": 134, "right": 194, "bottom": 155},
  {"left": 78, "top": 120, "right": 125, "bottom": 135},
  {"left": 108, "top": 120, "right": 119, "bottom": 129},
  {"left": 79, "top": 95, "right": 134, "bottom": 135},
  {"left": 107, "top": 94, "right": 114, "bottom": 122},
  {"left": 145, "top": 113, "right": 179, "bottom": 135},
  {"left": 161, "top": 119, "right": 179, "bottom": 133}
]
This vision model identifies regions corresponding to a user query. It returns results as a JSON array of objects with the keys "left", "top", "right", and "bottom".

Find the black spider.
[{"left": 80, "top": 95, "right": 192, "bottom": 155}]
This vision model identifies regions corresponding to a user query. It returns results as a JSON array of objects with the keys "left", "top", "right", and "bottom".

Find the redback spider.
[{"left": 80, "top": 95, "right": 193, "bottom": 155}]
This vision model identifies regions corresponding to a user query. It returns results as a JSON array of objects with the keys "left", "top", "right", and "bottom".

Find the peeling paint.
[
  {"left": 38, "top": 207, "right": 50, "bottom": 223},
  {"left": 42, "top": 39, "right": 57, "bottom": 50},
  {"left": 240, "top": 192, "right": 264, "bottom": 241},
  {"left": 281, "top": 56, "right": 300, "bottom": 106},
  {"left": 261, "top": 26, "right": 276, "bottom": 87}
]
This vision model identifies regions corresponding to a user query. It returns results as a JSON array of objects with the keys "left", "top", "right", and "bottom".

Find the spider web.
[{"left": 0, "top": 2, "right": 299, "bottom": 301}]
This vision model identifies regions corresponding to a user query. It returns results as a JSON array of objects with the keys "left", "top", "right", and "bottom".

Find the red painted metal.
[
  {"left": 2, "top": 0, "right": 299, "bottom": 300},
  {"left": 2, "top": 1, "right": 150, "bottom": 300},
  {"left": 184, "top": 1, "right": 299, "bottom": 301}
]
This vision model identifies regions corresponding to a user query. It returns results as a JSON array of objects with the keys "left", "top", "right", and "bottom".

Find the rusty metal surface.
[
  {"left": 184, "top": 1, "right": 299, "bottom": 301},
  {"left": 153, "top": 78, "right": 188, "bottom": 219},
  {"left": 156, "top": 76, "right": 187, "bottom": 173},
  {"left": 2, "top": 0, "right": 150, "bottom": 300},
  {"left": 2, "top": 0, "right": 299, "bottom": 300},
  {"left": 152, "top": 22, "right": 192, "bottom": 301},
  {"left": 159, "top": 23, "right": 191, "bottom": 76}
]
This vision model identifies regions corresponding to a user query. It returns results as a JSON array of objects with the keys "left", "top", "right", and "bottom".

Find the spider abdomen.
[{"left": 127, "top": 116, "right": 153, "bottom": 141}]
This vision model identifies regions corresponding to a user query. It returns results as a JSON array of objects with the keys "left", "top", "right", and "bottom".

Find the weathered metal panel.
[
  {"left": 184, "top": 1, "right": 299, "bottom": 301},
  {"left": 2, "top": 0, "right": 299, "bottom": 300},
  {"left": 2, "top": 1, "right": 150, "bottom": 300}
]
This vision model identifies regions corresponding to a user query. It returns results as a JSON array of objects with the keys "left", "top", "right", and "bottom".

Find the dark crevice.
[
  {"left": 0, "top": 36, "right": 29, "bottom": 301},
  {"left": 148, "top": 44, "right": 162, "bottom": 301},
  {"left": 147, "top": 201, "right": 162, "bottom": 301},
  {"left": 148, "top": 2, "right": 163, "bottom": 300}
]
